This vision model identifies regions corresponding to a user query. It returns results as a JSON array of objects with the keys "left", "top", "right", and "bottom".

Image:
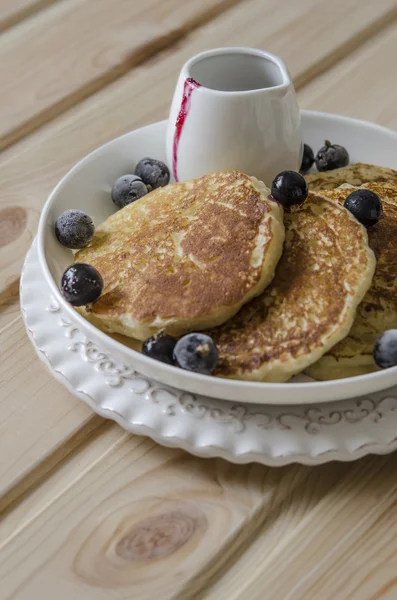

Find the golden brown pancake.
[
  {"left": 208, "top": 193, "right": 376, "bottom": 382},
  {"left": 306, "top": 163, "right": 397, "bottom": 192},
  {"left": 306, "top": 182, "right": 397, "bottom": 379},
  {"left": 76, "top": 171, "right": 285, "bottom": 340}
]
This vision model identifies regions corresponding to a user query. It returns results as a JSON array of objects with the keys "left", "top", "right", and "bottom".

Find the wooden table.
[{"left": 1, "top": 1, "right": 397, "bottom": 597}]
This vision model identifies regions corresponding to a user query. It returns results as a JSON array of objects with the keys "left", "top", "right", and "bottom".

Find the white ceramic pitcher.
[{"left": 166, "top": 47, "right": 302, "bottom": 186}]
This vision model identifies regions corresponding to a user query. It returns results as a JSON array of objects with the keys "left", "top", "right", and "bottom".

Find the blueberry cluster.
[
  {"left": 142, "top": 332, "right": 218, "bottom": 375},
  {"left": 299, "top": 141, "right": 383, "bottom": 227},
  {"left": 56, "top": 157, "right": 169, "bottom": 308},
  {"left": 111, "top": 158, "right": 170, "bottom": 208},
  {"left": 300, "top": 140, "right": 350, "bottom": 175}
]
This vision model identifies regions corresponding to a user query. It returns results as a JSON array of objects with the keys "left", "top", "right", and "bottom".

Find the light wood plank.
[
  {"left": 0, "top": 415, "right": 395, "bottom": 598},
  {"left": 1, "top": 0, "right": 396, "bottom": 509},
  {"left": 0, "top": 0, "right": 58, "bottom": 33},
  {"left": 1, "top": 0, "right": 396, "bottom": 294},
  {"left": 0, "top": 431, "right": 314, "bottom": 598},
  {"left": 299, "top": 21, "right": 397, "bottom": 130},
  {"left": 0, "top": 317, "right": 103, "bottom": 505},
  {"left": 189, "top": 461, "right": 351, "bottom": 599},
  {"left": 0, "top": 279, "right": 20, "bottom": 331},
  {"left": 0, "top": 0, "right": 242, "bottom": 151},
  {"left": 0, "top": 423, "right": 131, "bottom": 544},
  {"left": 220, "top": 455, "right": 397, "bottom": 600}
]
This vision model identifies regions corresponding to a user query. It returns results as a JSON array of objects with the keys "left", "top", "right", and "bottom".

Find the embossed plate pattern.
[{"left": 21, "top": 240, "right": 397, "bottom": 466}]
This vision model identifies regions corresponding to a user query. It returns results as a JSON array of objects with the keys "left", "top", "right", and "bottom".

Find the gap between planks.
[
  {"left": 0, "top": 415, "right": 105, "bottom": 517},
  {"left": 293, "top": 7, "right": 397, "bottom": 89},
  {"left": 0, "top": 420, "right": 117, "bottom": 545},
  {"left": 197, "top": 454, "right": 397, "bottom": 600},
  {"left": 0, "top": 0, "right": 246, "bottom": 153},
  {"left": 181, "top": 460, "right": 354, "bottom": 600},
  {"left": 2, "top": 0, "right": 397, "bottom": 155},
  {"left": 0, "top": 0, "right": 60, "bottom": 33}
]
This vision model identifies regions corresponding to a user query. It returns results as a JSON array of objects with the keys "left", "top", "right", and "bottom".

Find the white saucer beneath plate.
[{"left": 21, "top": 240, "right": 397, "bottom": 466}]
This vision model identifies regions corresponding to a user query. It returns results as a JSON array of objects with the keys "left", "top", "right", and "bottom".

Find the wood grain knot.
[
  {"left": 0, "top": 207, "right": 27, "bottom": 247},
  {"left": 73, "top": 499, "right": 210, "bottom": 587},
  {"left": 115, "top": 509, "right": 203, "bottom": 561}
]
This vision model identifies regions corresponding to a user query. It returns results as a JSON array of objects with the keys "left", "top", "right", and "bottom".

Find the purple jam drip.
[{"left": 172, "top": 77, "right": 201, "bottom": 182}]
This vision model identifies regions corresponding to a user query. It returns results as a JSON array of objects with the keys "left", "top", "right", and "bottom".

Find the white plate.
[
  {"left": 36, "top": 112, "right": 397, "bottom": 404},
  {"left": 22, "top": 240, "right": 397, "bottom": 466}
]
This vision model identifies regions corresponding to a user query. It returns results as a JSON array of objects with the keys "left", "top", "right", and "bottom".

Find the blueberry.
[
  {"left": 61, "top": 263, "right": 103, "bottom": 306},
  {"left": 300, "top": 143, "right": 315, "bottom": 173},
  {"left": 111, "top": 175, "right": 148, "bottom": 209},
  {"left": 373, "top": 330, "right": 397, "bottom": 369},
  {"left": 173, "top": 333, "right": 218, "bottom": 375},
  {"left": 315, "top": 140, "right": 349, "bottom": 172},
  {"left": 135, "top": 158, "right": 170, "bottom": 189},
  {"left": 344, "top": 189, "right": 382, "bottom": 228},
  {"left": 55, "top": 209, "right": 95, "bottom": 249},
  {"left": 271, "top": 170, "right": 308, "bottom": 208},
  {"left": 142, "top": 331, "right": 177, "bottom": 365}
]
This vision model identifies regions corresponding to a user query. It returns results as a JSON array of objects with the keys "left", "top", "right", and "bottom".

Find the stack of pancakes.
[{"left": 76, "top": 164, "right": 397, "bottom": 382}]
